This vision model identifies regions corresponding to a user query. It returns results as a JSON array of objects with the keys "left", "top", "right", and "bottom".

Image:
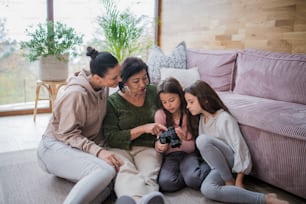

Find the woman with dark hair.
[
  {"left": 103, "top": 57, "right": 167, "bottom": 204},
  {"left": 37, "top": 47, "right": 123, "bottom": 204},
  {"left": 154, "top": 77, "right": 210, "bottom": 192},
  {"left": 184, "top": 80, "right": 288, "bottom": 204}
]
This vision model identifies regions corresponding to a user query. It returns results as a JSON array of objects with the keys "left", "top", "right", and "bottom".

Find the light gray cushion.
[
  {"left": 147, "top": 41, "right": 187, "bottom": 84},
  {"left": 160, "top": 67, "right": 200, "bottom": 88}
]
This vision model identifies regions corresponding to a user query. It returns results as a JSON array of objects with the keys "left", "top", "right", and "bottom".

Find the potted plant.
[
  {"left": 20, "top": 21, "right": 84, "bottom": 81},
  {"left": 95, "top": 0, "right": 153, "bottom": 62}
]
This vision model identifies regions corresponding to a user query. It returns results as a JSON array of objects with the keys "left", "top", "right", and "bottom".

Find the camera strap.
[{"left": 178, "top": 113, "right": 183, "bottom": 127}]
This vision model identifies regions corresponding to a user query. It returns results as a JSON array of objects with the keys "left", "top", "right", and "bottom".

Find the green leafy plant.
[
  {"left": 20, "top": 21, "right": 84, "bottom": 62},
  {"left": 96, "top": 0, "right": 153, "bottom": 62}
]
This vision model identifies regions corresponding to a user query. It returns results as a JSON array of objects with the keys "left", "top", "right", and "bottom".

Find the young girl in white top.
[{"left": 184, "top": 80, "right": 288, "bottom": 204}]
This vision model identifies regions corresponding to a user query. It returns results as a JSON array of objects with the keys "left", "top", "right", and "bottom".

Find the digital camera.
[{"left": 159, "top": 126, "right": 181, "bottom": 148}]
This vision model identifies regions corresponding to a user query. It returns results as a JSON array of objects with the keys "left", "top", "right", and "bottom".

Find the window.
[{"left": 0, "top": 0, "right": 155, "bottom": 115}]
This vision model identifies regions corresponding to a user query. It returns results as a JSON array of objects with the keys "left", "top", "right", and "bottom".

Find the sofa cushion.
[
  {"left": 147, "top": 41, "right": 187, "bottom": 84},
  {"left": 160, "top": 67, "right": 200, "bottom": 88},
  {"left": 186, "top": 49, "right": 238, "bottom": 91},
  {"left": 218, "top": 92, "right": 306, "bottom": 140},
  {"left": 233, "top": 49, "right": 306, "bottom": 105}
]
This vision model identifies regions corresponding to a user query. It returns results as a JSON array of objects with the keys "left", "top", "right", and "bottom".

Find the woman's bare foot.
[{"left": 265, "top": 193, "right": 289, "bottom": 204}]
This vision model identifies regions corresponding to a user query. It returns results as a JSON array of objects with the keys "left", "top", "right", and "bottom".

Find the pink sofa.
[{"left": 187, "top": 48, "right": 306, "bottom": 199}]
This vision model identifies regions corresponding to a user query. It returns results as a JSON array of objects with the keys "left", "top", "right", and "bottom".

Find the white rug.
[{"left": 0, "top": 149, "right": 303, "bottom": 204}]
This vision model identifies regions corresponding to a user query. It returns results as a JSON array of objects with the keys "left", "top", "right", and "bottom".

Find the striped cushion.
[
  {"left": 218, "top": 92, "right": 306, "bottom": 140},
  {"left": 234, "top": 49, "right": 306, "bottom": 105}
]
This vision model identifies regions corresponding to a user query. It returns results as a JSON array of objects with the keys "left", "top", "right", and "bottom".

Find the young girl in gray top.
[
  {"left": 184, "top": 80, "right": 288, "bottom": 204},
  {"left": 37, "top": 47, "right": 123, "bottom": 204}
]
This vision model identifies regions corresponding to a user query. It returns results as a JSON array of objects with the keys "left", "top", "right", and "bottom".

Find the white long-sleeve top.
[{"left": 198, "top": 109, "right": 252, "bottom": 174}]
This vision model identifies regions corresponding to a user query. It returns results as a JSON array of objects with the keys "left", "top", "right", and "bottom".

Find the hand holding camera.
[{"left": 159, "top": 126, "right": 182, "bottom": 148}]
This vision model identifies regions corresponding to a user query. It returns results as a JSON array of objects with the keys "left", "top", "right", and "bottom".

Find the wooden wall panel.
[{"left": 159, "top": 0, "right": 306, "bottom": 54}]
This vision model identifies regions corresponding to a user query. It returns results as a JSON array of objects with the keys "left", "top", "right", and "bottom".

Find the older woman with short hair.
[{"left": 103, "top": 57, "right": 166, "bottom": 204}]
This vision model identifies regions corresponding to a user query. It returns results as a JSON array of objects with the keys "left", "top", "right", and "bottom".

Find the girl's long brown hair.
[
  {"left": 184, "top": 80, "right": 229, "bottom": 137},
  {"left": 157, "top": 77, "right": 188, "bottom": 128}
]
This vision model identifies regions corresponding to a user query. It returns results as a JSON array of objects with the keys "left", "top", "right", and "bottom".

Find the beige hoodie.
[{"left": 43, "top": 70, "right": 109, "bottom": 156}]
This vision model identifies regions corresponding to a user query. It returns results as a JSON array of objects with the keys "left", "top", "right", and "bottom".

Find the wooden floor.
[
  {"left": 0, "top": 113, "right": 50, "bottom": 153},
  {"left": 0, "top": 113, "right": 305, "bottom": 204}
]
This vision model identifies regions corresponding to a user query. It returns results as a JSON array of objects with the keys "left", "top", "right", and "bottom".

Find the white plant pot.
[{"left": 39, "top": 54, "right": 69, "bottom": 81}]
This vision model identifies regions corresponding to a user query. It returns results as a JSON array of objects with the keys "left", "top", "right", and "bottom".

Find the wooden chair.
[{"left": 33, "top": 80, "right": 67, "bottom": 122}]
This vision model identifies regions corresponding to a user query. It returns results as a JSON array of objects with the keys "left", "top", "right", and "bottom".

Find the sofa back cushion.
[
  {"left": 187, "top": 49, "right": 237, "bottom": 91},
  {"left": 147, "top": 41, "right": 187, "bottom": 84},
  {"left": 233, "top": 49, "right": 306, "bottom": 105},
  {"left": 160, "top": 67, "right": 200, "bottom": 88}
]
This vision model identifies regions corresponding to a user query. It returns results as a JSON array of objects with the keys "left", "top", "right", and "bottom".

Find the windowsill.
[
  {"left": 0, "top": 87, "right": 119, "bottom": 117},
  {"left": 0, "top": 101, "right": 51, "bottom": 116}
]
